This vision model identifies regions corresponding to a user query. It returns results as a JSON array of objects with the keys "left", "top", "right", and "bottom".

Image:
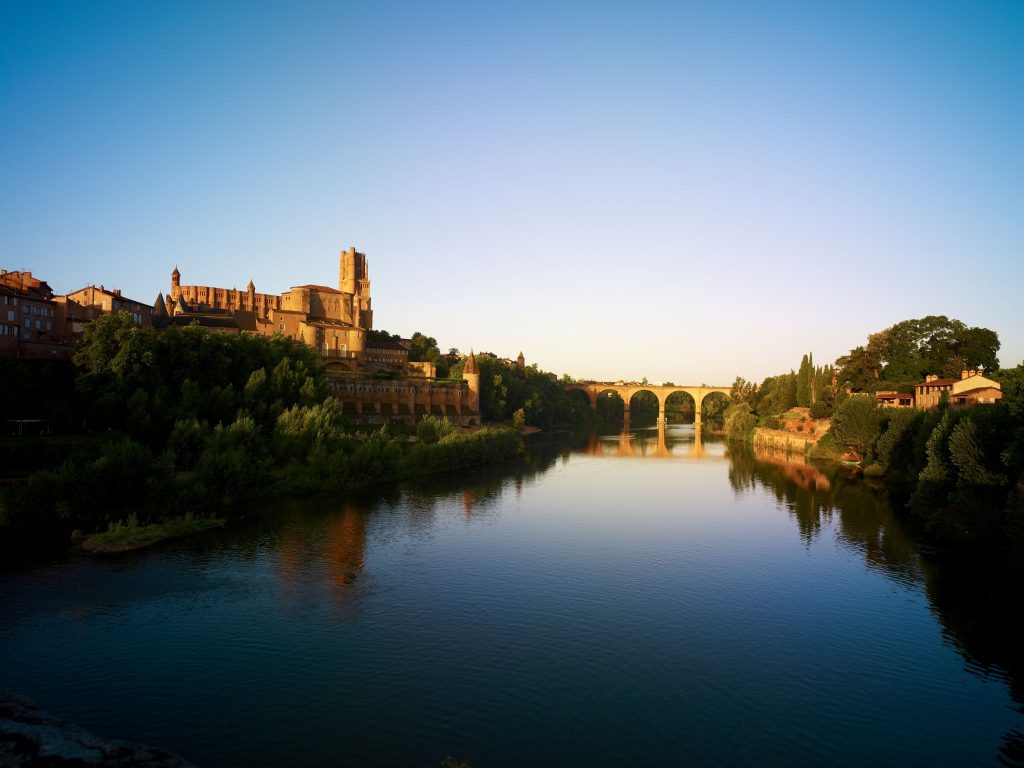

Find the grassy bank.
[{"left": 78, "top": 514, "right": 226, "bottom": 554}]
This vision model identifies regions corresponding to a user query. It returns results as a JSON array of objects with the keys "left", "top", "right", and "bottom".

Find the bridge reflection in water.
[{"left": 583, "top": 417, "right": 728, "bottom": 460}]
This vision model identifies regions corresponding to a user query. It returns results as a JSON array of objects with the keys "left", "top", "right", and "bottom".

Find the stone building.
[
  {"left": 0, "top": 270, "right": 67, "bottom": 359},
  {"left": 56, "top": 285, "right": 152, "bottom": 345},
  {"left": 875, "top": 391, "right": 914, "bottom": 408},
  {"left": 164, "top": 246, "right": 373, "bottom": 368},
  {"left": 914, "top": 369, "right": 1002, "bottom": 409},
  {"left": 1, "top": 270, "right": 154, "bottom": 359}
]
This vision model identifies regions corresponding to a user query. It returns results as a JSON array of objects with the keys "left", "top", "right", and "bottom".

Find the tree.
[
  {"left": 730, "top": 376, "right": 758, "bottom": 406},
  {"left": 829, "top": 395, "right": 882, "bottom": 459},
  {"left": 408, "top": 332, "right": 441, "bottom": 363},
  {"left": 838, "top": 316, "right": 1001, "bottom": 392},
  {"left": 796, "top": 354, "right": 811, "bottom": 407},
  {"left": 366, "top": 328, "right": 401, "bottom": 343},
  {"left": 836, "top": 345, "right": 881, "bottom": 392},
  {"left": 723, "top": 403, "right": 756, "bottom": 441}
]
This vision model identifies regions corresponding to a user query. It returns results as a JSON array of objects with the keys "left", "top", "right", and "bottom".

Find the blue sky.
[{"left": 2, "top": 1, "right": 1021, "bottom": 383}]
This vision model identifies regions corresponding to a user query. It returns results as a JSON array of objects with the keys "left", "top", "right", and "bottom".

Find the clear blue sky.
[{"left": 2, "top": 1, "right": 1021, "bottom": 383}]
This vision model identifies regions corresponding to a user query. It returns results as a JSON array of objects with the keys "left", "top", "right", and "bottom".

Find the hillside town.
[{"left": 1, "top": 249, "right": 437, "bottom": 378}]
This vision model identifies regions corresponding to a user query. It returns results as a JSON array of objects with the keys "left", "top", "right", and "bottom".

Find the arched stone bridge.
[{"left": 565, "top": 383, "right": 731, "bottom": 423}]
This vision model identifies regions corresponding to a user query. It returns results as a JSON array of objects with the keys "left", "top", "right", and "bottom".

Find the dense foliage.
[
  {"left": 836, "top": 316, "right": 1000, "bottom": 393},
  {"left": 821, "top": 364, "right": 1024, "bottom": 559},
  {"left": 74, "top": 313, "right": 329, "bottom": 444},
  {"left": 448, "top": 353, "right": 593, "bottom": 430},
  {"left": 727, "top": 355, "right": 838, "bottom": 434},
  {"left": 1, "top": 314, "right": 522, "bottom": 531}
]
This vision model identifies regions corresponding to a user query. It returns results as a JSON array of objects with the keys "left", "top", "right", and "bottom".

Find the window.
[
  {"left": 46, "top": 321, "right": 51, "bottom": 331},
  {"left": 6, "top": 311, "right": 12, "bottom": 321}
]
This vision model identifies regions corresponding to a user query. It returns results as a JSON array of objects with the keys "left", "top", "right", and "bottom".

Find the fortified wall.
[{"left": 329, "top": 351, "right": 481, "bottom": 426}]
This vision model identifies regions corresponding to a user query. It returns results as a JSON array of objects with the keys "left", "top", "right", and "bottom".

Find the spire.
[
  {"left": 517, "top": 351, "right": 525, "bottom": 367},
  {"left": 247, "top": 278, "right": 255, "bottom": 292},
  {"left": 464, "top": 350, "right": 478, "bottom": 374}
]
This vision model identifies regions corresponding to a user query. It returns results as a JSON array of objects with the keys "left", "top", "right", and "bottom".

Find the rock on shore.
[{"left": 0, "top": 691, "right": 194, "bottom": 767}]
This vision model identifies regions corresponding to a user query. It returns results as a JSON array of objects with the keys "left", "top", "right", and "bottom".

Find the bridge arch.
[
  {"left": 699, "top": 390, "right": 731, "bottom": 423},
  {"left": 664, "top": 389, "right": 697, "bottom": 423},
  {"left": 625, "top": 388, "right": 661, "bottom": 420},
  {"left": 565, "top": 385, "right": 598, "bottom": 409},
  {"left": 563, "top": 382, "right": 732, "bottom": 424}
]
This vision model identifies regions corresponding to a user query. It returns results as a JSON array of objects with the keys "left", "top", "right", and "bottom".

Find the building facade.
[
  {"left": 914, "top": 369, "right": 1003, "bottom": 409},
  {"left": 0, "top": 270, "right": 66, "bottom": 359},
  {"left": 165, "top": 246, "right": 373, "bottom": 367}
]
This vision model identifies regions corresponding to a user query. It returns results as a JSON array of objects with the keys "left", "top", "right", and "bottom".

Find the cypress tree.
[{"left": 796, "top": 354, "right": 811, "bottom": 407}]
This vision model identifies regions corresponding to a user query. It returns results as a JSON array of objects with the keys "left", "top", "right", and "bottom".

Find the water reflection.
[
  {"left": 728, "top": 445, "right": 923, "bottom": 581},
  {"left": 2, "top": 431, "right": 1023, "bottom": 766},
  {"left": 726, "top": 443, "right": 1024, "bottom": 766},
  {"left": 582, "top": 418, "right": 726, "bottom": 460}
]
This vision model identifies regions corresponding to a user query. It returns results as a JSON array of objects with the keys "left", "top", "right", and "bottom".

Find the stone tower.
[
  {"left": 517, "top": 351, "right": 525, "bottom": 368},
  {"left": 463, "top": 350, "right": 480, "bottom": 413},
  {"left": 338, "top": 246, "right": 373, "bottom": 329},
  {"left": 171, "top": 266, "right": 180, "bottom": 297}
]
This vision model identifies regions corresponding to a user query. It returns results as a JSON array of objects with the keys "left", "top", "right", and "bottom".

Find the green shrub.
[
  {"left": 416, "top": 415, "right": 456, "bottom": 445},
  {"left": 829, "top": 395, "right": 882, "bottom": 459},
  {"left": 809, "top": 401, "right": 832, "bottom": 419},
  {"left": 724, "top": 404, "right": 757, "bottom": 441}
]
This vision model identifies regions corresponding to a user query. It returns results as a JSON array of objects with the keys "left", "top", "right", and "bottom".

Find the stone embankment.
[
  {"left": 752, "top": 427, "right": 818, "bottom": 453},
  {"left": 0, "top": 691, "right": 193, "bottom": 767}
]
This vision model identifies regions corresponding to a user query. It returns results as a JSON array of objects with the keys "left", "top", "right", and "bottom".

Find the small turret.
[
  {"left": 463, "top": 350, "right": 480, "bottom": 414},
  {"left": 171, "top": 266, "right": 180, "bottom": 289},
  {"left": 517, "top": 351, "right": 525, "bottom": 368},
  {"left": 152, "top": 292, "right": 168, "bottom": 327}
]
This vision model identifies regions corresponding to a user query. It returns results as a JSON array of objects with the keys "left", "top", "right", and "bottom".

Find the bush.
[
  {"left": 809, "top": 401, "right": 832, "bottom": 419},
  {"left": 829, "top": 395, "right": 882, "bottom": 459},
  {"left": 512, "top": 408, "right": 526, "bottom": 429},
  {"left": 873, "top": 408, "right": 921, "bottom": 472},
  {"left": 416, "top": 415, "right": 456, "bottom": 445},
  {"left": 724, "top": 404, "right": 757, "bottom": 441}
]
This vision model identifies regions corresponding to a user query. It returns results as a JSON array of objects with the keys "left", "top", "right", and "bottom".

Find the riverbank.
[
  {"left": 751, "top": 427, "right": 818, "bottom": 454},
  {"left": 0, "top": 424, "right": 523, "bottom": 550},
  {"left": 77, "top": 515, "right": 227, "bottom": 554},
  {"left": 0, "top": 691, "right": 194, "bottom": 767}
]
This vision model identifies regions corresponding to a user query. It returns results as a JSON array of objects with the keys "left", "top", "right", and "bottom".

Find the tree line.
[{"left": 1, "top": 314, "right": 520, "bottom": 532}]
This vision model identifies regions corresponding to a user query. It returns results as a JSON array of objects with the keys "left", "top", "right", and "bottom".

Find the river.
[{"left": 1, "top": 424, "right": 1022, "bottom": 767}]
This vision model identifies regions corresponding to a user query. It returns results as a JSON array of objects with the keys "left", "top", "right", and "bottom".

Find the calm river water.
[{"left": 2, "top": 425, "right": 1023, "bottom": 767}]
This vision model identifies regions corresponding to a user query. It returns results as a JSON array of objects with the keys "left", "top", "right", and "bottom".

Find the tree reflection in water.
[{"left": 727, "top": 442, "right": 1024, "bottom": 767}]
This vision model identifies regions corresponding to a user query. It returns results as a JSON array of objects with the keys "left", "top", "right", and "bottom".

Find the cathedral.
[{"left": 155, "top": 246, "right": 373, "bottom": 364}]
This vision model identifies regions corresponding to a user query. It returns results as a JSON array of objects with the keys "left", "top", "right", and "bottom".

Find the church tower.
[{"left": 339, "top": 245, "right": 372, "bottom": 329}]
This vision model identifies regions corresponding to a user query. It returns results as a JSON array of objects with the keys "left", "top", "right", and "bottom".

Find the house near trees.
[{"left": 914, "top": 369, "right": 1003, "bottom": 409}]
